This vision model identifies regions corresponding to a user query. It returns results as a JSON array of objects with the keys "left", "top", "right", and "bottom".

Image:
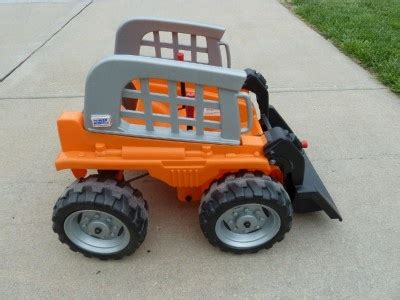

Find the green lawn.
[{"left": 286, "top": 0, "right": 400, "bottom": 93}]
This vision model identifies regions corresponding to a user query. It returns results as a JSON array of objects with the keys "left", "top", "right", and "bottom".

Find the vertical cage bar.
[
  {"left": 206, "top": 37, "right": 222, "bottom": 66},
  {"left": 172, "top": 32, "right": 179, "bottom": 58},
  {"left": 140, "top": 79, "right": 154, "bottom": 131},
  {"left": 191, "top": 34, "right": 197, "bottom": 63},
  {"left": 218, "top": 89, "right": 240, "bottom": 141},
  {"left": 168, "top": 81, "right": 179, "bottom": 134},
  {"left": 194, "top": 85, "right": 204, "bottom": 136},
  {"left": 153, "top": 31, "right": 161, "bottom": 58}
]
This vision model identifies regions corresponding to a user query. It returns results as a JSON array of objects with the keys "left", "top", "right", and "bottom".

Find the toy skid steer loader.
[{"left": 52, "top": 17, "right": 342, "bottom": 259}]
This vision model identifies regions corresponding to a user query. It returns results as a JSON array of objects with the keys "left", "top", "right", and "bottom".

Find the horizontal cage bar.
[
  {"left": 122, "top": 92, "right": 221, "bottom": 112},
  {"left": 177, "top": 117, "right": 221, "bottom": 129},
  {"left": 122, "top": 89, "right": 141, "bottom": 98},
  {"left": 121, "top": 110, "right": 146, "bottom": 119},
  {"left": 141, "top": 40, "right": 208, "bottom": 53},
  {"left": 152, "top": 114, "right": 172, "bottom": 122}
]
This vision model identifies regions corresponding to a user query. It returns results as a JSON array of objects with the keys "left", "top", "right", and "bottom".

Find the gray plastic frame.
[
  {"left": 84, "top": 55, "right": 252, "bottom": 145},
  {"left": 114, "top": 17, "right": 231, "bottom": 67}
]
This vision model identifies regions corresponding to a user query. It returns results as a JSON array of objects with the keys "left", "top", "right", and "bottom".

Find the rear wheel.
[
  {"left": 199, "top": 172, "right": 292, "bottom": 253},
  {"left": 52, "top": 175, "right": 148, "bottom": 259}
]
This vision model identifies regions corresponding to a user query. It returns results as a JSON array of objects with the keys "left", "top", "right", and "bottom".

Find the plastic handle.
[
  {"left": 219, "top": 41, "right": 231, "bottom": 68},
  {"left": 237, "top": 92, "right": 253, "bottom": 133}
]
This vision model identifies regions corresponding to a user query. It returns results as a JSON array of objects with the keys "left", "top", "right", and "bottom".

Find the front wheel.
[
  {"left": 52, "top": 175, "right": 148, "bottom": 259},
  {"left": 199, "top": 172, "right": 292, "bottom": 253}
]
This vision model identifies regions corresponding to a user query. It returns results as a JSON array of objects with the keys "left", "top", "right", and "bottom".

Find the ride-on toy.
[{"left": 52, "top": 17, "right": 342, "bottom": 259}]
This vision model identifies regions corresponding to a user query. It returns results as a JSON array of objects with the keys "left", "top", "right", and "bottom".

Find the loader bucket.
[
  {"left": 242, "top": 69, "right": 342, "bottom": 221},
  {"left": 294, "top": 152, "right": 342, "bottom": 221},
  {"left": 264, "top": 107, "right": 342, "bottom": 221}
]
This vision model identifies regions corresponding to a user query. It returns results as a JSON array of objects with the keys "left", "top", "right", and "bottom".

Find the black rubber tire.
[
  {"left": 52, "top": 175, "right": 148, "bottom": 260},
  {"left": 199, "top": 172, "right": 293, "bottom": 253}
]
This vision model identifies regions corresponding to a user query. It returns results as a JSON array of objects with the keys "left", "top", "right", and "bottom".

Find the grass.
[{"left": 286, "top": 0, "right": 400, "bottom": 93}]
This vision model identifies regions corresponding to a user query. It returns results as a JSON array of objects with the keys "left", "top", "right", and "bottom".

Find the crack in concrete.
[
  {"left": 0, "top": 95, "right": 84, "bottom": 100},
  {"left": 270, "top": 86, "right": 387, "bottom": 93},
  {"left": 0, "top": 0, "right": 93, "bottom": 82},
  {"left": 313, "top": 153, "right": 400, "bottom": 163},
  {"left": 0, "top": 86, "right": 389, "bottom": 101}
]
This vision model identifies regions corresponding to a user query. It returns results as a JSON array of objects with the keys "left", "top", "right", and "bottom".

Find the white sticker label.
[
  {"left": 204, "top": 107, "right": 220, "bottom": 116},
  {"left": 91, "top": 114, "right": 112, "bottom": 127}
]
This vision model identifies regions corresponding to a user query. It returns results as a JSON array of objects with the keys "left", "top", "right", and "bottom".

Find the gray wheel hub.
[
  {"left": 215, "top": 204, "right": 281, "bottom": 249},
  {"left": 64, "top": 210, "right": 130, "bottom": 255}
]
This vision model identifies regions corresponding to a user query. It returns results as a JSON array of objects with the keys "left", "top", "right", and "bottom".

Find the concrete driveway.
[{"left": 0, "top": 0, "right": 399, "bottom": 298}]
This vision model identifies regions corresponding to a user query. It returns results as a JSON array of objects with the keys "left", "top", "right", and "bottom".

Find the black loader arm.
[
  {"left": 242, "top": 68, "right": 270, "bottom": 117},
  {"left": 242, "top": 69, "right": 342, "bottom": 221}
]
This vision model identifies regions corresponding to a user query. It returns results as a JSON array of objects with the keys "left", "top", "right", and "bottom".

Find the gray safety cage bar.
[
  {"left": 114, "top": 17, "right": 231, "bottom": 67},
  {"left": 84, "top": 55, "right": 252, "bottom": 145}
]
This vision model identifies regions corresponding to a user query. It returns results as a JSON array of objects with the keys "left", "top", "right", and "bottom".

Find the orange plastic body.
[{"left": 55, "top": 80, "right": 282, "bottom": 201}]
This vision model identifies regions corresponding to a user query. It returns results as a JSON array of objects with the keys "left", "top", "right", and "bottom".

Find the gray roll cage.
[
  {"left": 114, "top": 17, "right": 231, "bottom": 67},
  {"left": 84, "top": 18, "right": 253, "bottom": 145}
]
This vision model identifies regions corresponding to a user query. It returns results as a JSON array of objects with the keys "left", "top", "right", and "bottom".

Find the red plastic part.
[
  {"left": 301, "top": 139, "right": 309, "bottom": 149},
  {"left": 177, "top": 52, "right": 184, "bottom": 61}
]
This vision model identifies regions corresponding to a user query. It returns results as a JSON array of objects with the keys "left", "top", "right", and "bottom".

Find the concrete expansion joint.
[
  {"left": 0, "top": 85, "right": 389, "bottom": 101},
  {"left": 270, "top": 86, "right": 388, "bottom": 93},
  {"left": 313, "top": 153, "right": 400, "bottom": 163},
  {"left": 0, "top": 0, "right": 93, "bottom": 82}
]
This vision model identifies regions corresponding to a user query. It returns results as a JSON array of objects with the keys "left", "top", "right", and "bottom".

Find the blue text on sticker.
[{"left": 91, "top": 114, "right": 112, "bottom": 127}]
